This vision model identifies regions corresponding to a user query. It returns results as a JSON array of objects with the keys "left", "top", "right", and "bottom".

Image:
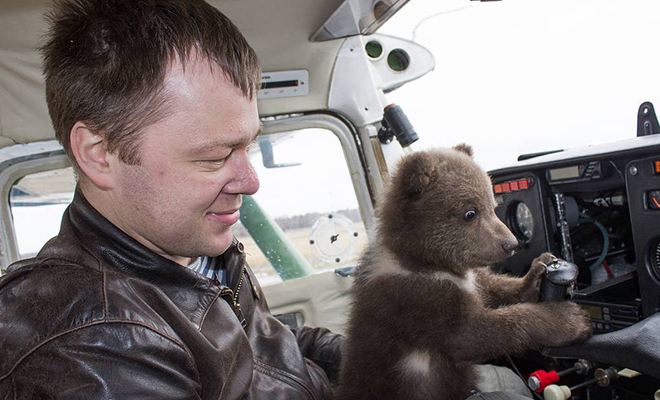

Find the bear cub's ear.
[
  {"left": 399, "top": 152, "right": 438, "bottom": 198},
  {"left": 453, "top": 143, "right": 474, "bottom": 158}
]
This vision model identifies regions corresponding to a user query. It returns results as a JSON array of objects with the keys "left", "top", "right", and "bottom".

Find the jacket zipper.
[
  {"left": 215, "top": 266, "right": 248, "bottom": 329},
  {"left": 232, "top": 266, "right": 247, "bottom": 329}
]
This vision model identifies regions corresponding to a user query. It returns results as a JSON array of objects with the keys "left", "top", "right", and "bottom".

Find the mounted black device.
[{"left": 377, "top": 104, "right": 419, "bottom": 148}]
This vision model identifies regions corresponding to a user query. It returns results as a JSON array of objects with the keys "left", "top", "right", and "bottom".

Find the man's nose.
[{"left": 226, "top": 155, "right": 260, "bottom": 195}]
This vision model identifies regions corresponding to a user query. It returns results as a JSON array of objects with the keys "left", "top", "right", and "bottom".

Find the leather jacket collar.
[{"left": 37, "top": 188, "right": 246, "bottom": 309}]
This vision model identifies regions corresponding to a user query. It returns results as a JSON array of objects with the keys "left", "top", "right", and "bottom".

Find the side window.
[
  {"left": 238, "top": 128, "right": 368, "bottom": 285},
  {"left": 9, "top": 167, "right": 76, "bottom": 259}
]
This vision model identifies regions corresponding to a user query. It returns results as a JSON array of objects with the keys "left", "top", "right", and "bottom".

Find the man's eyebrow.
[
  {"left": 188, "top": 123, "right": 263, "bottom": 154},
  {"left": 225, "top": 123, "right": 263, "bottom": 147}
]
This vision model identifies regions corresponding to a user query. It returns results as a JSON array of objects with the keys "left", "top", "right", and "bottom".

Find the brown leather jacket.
[{"left": 0, "top": 191, "right": 343, "bottom": 399}]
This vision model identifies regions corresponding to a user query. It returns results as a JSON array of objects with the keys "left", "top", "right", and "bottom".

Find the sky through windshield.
[{"left": 380, "top": 0, "right": 660, "bottom": 171}]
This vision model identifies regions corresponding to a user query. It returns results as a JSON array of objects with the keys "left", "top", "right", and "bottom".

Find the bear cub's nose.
[{"left": 501, "top": 240, "right": 519, "bottom": 255}]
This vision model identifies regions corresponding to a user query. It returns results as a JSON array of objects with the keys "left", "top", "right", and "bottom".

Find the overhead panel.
[
  {"left": 258, "top": 70, "right": 310, "bottom": 100},
  {"left": 328, "top": 34, "right": 435, "bottom": 127}
]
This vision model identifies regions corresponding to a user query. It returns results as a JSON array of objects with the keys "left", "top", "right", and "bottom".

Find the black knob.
[{"left": 539, "top": 258, "right": 579, "bottom": 302}]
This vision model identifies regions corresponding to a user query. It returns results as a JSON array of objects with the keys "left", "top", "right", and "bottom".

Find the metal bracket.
[{"left": 636, "top": 101, "right": 660, "bottom": 137}]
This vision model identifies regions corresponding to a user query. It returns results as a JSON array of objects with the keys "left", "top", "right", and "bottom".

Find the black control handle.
[{"left": 539, "top": 258, "right": 579, "bottom": 302}]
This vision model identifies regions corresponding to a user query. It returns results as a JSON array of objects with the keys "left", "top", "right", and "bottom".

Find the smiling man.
[
  {"left": 78, "top": 58, "right": 262, "bottom": 266},
  {"left": 0, "top": 0, "right": 342, "bottom": 398}
]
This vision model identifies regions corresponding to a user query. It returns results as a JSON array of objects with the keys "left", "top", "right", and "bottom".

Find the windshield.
[{"left": 380, "top": 0, "right": 660, "bottom": 171}]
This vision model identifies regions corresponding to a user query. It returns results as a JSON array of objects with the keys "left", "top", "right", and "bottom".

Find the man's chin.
[{"left": 203, "top": 231, "right": 236, "bottom": 257}]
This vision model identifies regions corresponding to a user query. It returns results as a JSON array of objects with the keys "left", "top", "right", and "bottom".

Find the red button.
[
  {"left": 519, "top": 179, "right": 529, "bottom": 190},
  {"left": 502, "top": 183, "right": 511, "bottom": 192},
  {"left": 510, "top": 181, "right": 519, "bottom": 191},
  {"left": 494, "top": 184, "right": 503, "bottom": 194}
]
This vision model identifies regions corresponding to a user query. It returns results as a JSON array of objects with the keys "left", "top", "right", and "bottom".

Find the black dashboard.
[
  {"left": 488, "top": 137, "right": 660, "bottom": 396},
  {"left": 491, "top": 137, "right": 660, "bottom": 324}
]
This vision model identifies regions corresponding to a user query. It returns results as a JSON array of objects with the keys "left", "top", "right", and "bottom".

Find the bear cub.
[{"left": 337, "top": 145, "right": 592, "bottom": 400}]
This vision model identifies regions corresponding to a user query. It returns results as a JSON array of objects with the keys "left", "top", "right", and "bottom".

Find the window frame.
[
  {"left": 261, "top": 113, "right": 376, "bottom": 233},
  {"left": 0, "top": 143, "right": 70, "bottom": 269}
]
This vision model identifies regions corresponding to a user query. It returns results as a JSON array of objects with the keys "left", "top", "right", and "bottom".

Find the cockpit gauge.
[
  {"left": 510, "top": 202, "right": 534, "bottom": 241},
  {"left": 647, "top": 190, "right": 660, "bottom": 210},
  {"left": 650, "top": 238, "right": 660, "bottom": 278}
]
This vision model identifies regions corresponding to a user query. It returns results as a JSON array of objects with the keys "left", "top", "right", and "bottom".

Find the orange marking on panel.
[{"left": 653, "top": 196, "right": 660, "bottom": 209}]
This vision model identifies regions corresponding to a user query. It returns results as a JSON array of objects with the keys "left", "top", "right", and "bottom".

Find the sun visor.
[{"left": 311, "top": 0, "right": 410, "bottom": 42}]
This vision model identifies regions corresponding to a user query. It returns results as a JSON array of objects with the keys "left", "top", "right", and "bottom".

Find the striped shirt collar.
[{"left": 188, "top": 256, "right": 226, "bottom": 285}]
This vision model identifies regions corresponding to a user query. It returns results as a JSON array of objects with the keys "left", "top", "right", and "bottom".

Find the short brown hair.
[{"left": 41, "top": 0, "right": 261, "bottom": 168}]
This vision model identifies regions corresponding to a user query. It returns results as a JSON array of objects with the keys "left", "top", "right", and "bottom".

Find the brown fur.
[{"left": 337, "top": 145, "right": 592, "bottom": 400}]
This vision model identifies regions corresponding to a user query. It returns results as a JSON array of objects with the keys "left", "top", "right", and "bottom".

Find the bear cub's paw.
[
  {"left": 539, "top": 301, "right": 594, "bottom": 347},
  {"left": 519, "top": 252, "right": 555, "bottom": 302}
]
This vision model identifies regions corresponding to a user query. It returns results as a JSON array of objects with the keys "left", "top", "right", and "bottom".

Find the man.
[{"left": 0, "top": 0, "right": 342, "bottom": 398}]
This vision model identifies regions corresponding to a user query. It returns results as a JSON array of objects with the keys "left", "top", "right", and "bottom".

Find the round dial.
[
  {"left": 309, "top": 213, "right": 359, "bottom": 264},
  {"left": 650, "top": 239, "right": 660, "bottom": 276},
  {"left": 513, "top": 202, "right": 534, "bottom": 240}
]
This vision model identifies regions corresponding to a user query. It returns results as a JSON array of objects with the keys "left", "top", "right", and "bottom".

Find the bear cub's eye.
[{"left": 464, "top": 209, "right": 478, "bottom": 221}]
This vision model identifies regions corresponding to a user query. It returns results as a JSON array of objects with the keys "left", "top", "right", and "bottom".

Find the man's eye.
[
  {"left": 198, "top": 157, "right": 227, "bottom": 167},
  {"left": 199, "top": 150, "right": 233, "bottom": 166}
]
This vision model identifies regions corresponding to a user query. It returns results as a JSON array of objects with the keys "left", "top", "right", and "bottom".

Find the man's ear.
[{"left": 69, "top": 122, "right": 114, "bottom": 190}]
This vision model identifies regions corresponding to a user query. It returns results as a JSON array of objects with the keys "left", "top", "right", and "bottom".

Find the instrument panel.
[{"left": 490, "top": 143, "right": 660, "bottom": 331}]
